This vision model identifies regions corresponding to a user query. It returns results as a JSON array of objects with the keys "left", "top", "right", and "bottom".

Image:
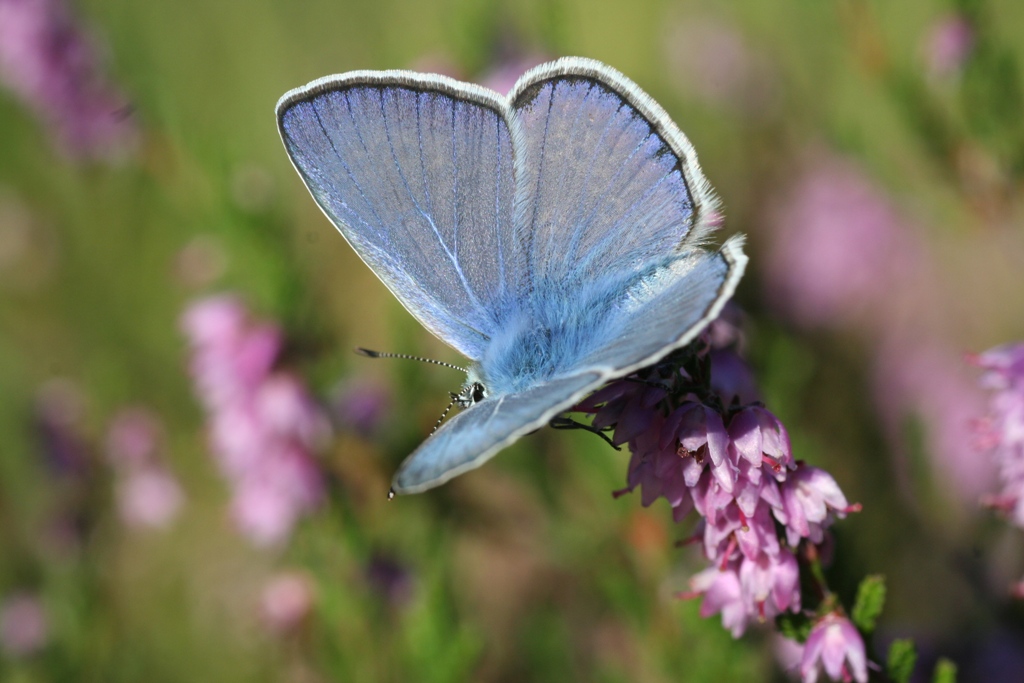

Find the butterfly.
[{"left": 276, "top": 57, "right": 747, "bottom": 495}]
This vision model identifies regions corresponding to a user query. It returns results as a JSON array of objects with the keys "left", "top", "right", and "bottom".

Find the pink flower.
[
  {"left": 0, "top": 593, "right": 48, "bottom": 658},
  {"left": 686, "top": 565, "right": 749, "bottom": 637},
  {"left": 479, "top": 53, "right": 548, "bottom": 95},
  {"left": 876, "top": 338, "right": 994, "bottom": 504},
  {"left": 181, "top": 295, "right": 327, "bottom": 547},
  {"left": 738, "top": 549, "right": 801, "bottom": 619},
  {"left": 973, "top": 343, "right": 1024, "bottom": 529},
  {"left": 0, "top": 0, "right": 136, "bottom": 159},
  {"left": 763, "top": 155, "right": 922, "bottom": 328},
  {"left": 105, "top": 407, "right": 184, "bottom": 530},
  {"left": 779, "top": 466, "right": 859, "bottom": 547},
  {"left": 331, "top": 378, "right": 392, "bottom": 436},
  {"left": 800, "top": 614, "right": 868, "bottom": 683},
  {"left": 260, "top": 572, "right": 314, "bottom": 634},
  {"left": 663, "top": 17, "right": 777, "bottom": 115},
  {"left": 105, "top": 407, "right": 162, "bottom": 468},
  {"left": 923, "top": 14, "right": 974, "bottom": 78},
  {"left": 116, "top": 467, "right": 184, "bottom": 530}
]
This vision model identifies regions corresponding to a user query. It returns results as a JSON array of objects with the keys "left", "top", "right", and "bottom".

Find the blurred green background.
[{"left": 2, "top": 0, "right": 1024, "bottom": 680}]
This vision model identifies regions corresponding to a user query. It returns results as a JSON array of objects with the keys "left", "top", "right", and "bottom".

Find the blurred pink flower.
[
  {"left": 105, "top": 406, "right": 162, "bottom": 468},
  {"left": 800, "top": 613, "right": 868, "bottom": 683},
  {"left": 260, "top": 571, "right": 314, "bottom": 635},
  {"left": 0, "top": 0, "right": 136, "bottom": 159},
  {"left": 365, "top": 552, "right": 415, "bottom": 608},
  {"left": 116, "top": 467, "right": 183, "bottom": 530},
  {"left": 105, "top": 406, "right": 184, "bottom": 530},
  {"left": 182, "top": 295, "right": 328, "bottom": 547},
  {"left": 764, "top": 156, "right": 922, "bottom": 328},
  {"left": 34, "top": 377, "right": 89, "bottom": 477},
  {"left": 0, "top": 593, "right": 48, "bottom": 658},
  {"left": 331, "top": 377, "right": 392, "bottom": 436},
  {"left": 923, "top": 14, "right": 974, "bottom": 79},
  {"left": 775, "top": 635, "right": 805, "bottom": 679},
  {"left": 972, "top": 343, "right": 1024, "bottom": 535},
  {"left": 664, "top": 17, "right": 777, "bottom": 114},
  {"left": 479, "top": 54, "right": 547, "bottom": 95},
  {"left": 874, "top": 338, "right": 994, "bottom": 504},
  {"left": 174, "top": 235, "right": 227, "bottom": 289}
]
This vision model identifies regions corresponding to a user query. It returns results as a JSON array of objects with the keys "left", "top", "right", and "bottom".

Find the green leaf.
[
  {"left": 851, "top": 574, "right": 886, "bottom": 633},
  {"left": 887, "top": 639, "right": 918, "bottom": 683},
  {"left": 933, "top": 658, "right": 958, "bottom": 683},
  {"left": 775, "top": 612, "right": 813, "bottom": 643}
]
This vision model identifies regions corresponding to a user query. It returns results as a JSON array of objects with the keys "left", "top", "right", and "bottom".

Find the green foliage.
[
  {"left": 775, "top": 611, "right": 813, "bottom": 643},
  {"left": 887, "top": 639, "right": 919, "bottom": 683},
  {"left": 932, "top": 657, "right": 958, "bottom": 683},
  {"left": 884, "top": 643, "right": 917, "bottom": 683},
  {"left": 850, "top": 574, "right": 886, "bottom": 634}
]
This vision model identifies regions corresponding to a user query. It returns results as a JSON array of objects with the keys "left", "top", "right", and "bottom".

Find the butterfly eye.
[{"left": 471, "top": 383, "right": 486, "bottom": 403}]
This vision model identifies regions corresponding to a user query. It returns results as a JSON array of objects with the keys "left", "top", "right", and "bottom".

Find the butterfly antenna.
[{"left": 355, "top": 347, "right": 468, "bottom": 374}]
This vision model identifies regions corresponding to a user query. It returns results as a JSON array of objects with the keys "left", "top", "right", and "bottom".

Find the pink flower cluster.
[
  {"left": 972, "top": 343, "right": 1024, "bottom": 596},
  {"left": 0, "top": 0, "right": 136, "bottom": 159},
  {"left": 587, "top": 375, "right": 856, "bottom": 637},
  {"left": 105, "top": 407, "right": 184, "bottom": 530},
  {"left": 579, "top": 330, "right": 860, "bottom": 662},
  {"left": 181, "top": 295, "right": 328, "bottom": 547}
]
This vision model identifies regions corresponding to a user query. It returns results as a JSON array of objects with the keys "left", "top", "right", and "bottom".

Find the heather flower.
[
  {"left": 330, "top": 378, "right": 392, "bottom": 436},
  {"left": 972, "top": 342, "right": 1024, "bottom": 595},
  {"left": 479, "top": 53, "right": 547, "bottom": 95},
  {"left": 779, "top": 466, "right": 859, "bottom": 547},
  {"left": 182, "top": 294, "right": 327, "bottom": 547},
  {"left": 104, "top": 407, "right": 184, "bottom": 530},
  {"left": 583, "top": 320, "right": 858, "bottom": 641},
  {"left": 686, "top": 564, "right": 748, "bottom": 637},
  {"left": 116, "top": 467, "right": 183, "bottom": 529},
  {"left": 663, "top": 16, "right": 776, "bottom": 115},
  {"left": 365, "top": 552, "right": 415, "bottom": 608},
  {"left": 174, "top": 235, "right": 227, "bottom": 289},
  {"left": 763, "top": 156, "right": 922, "bottom": 328},
  {"left": 33, "top": 378, "right": 89, "bottom": 477},
  {"left": 0, "top": 0, "right": 136, "bottom": 159},
  {"left": 0, "top": 593, "right": 48, "bottom": 658},
  {"left": 876, "top": 338, "right": 994, "bottom": 503},
  {"left": 800, "top": 613, "right": 868, "bottom": 683},
  {"left": 260, "top": 572, "right": 314, "bottom": 635},
  {"left": 923, "top": 14, "right": 974, "bottom": 79},
  {"left": 105, "top": 406, "right": 162, "bottom": 469}
]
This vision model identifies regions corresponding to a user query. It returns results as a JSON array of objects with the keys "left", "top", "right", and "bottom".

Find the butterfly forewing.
[
  {"left": 277, "top": 75, "right": 523, "bottom": 359},
  {"left": 507, "top": 61, "right": 719, "bottom": 293}
]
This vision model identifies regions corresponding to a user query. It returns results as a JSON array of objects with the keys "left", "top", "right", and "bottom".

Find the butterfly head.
[{"left": 455, "top": 368, "right": 488, "bottom": 408}]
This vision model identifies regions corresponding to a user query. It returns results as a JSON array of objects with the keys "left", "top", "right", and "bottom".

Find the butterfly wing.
[
  {"left": 391, "top": 370, "right": 602, "bottom": 494},
  {"left": 277, "top": 72, "right": 524, "bottom": 360},
  {"left": 507, "top": 58, "right": 720, "bottom": 291},
  {"left": 579, "top": 235, "right": 747, "bottom": 375}
]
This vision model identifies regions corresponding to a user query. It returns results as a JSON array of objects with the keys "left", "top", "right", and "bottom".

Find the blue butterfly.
[{"left": 276, "top": 57, "right": 746, "bottom": 495}]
